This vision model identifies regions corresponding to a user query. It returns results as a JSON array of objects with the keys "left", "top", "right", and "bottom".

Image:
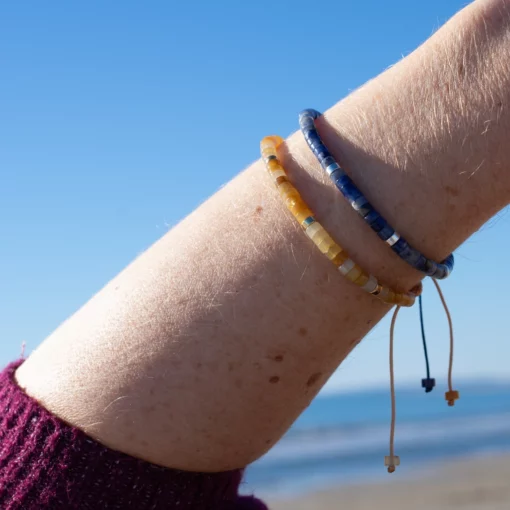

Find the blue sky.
[{"left": 1, "top": 1, "right": 508, "bottom": 392}]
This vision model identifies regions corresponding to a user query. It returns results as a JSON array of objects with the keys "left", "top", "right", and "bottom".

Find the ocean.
[{"left": 242, "top": 382, "right": 510, "bottom": 498}]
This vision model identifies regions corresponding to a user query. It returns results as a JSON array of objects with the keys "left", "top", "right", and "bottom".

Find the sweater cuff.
[{"left": 0, "top": 360, "right": 266, "bottom": 510}]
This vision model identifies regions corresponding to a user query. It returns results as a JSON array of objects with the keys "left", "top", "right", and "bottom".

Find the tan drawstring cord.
[
  {"left": 386, "top": 305, "right": 401, "bottom": 473},
  {"left": 386, "top": 281, "right": 459, "bottom": 473},
  {"left": 432, "top": 279, "right": 459, "bottom": 406}
]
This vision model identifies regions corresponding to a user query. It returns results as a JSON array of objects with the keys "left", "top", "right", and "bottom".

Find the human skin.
[{"left": 15, "top": 0, "right": 510, "bottom": 472}]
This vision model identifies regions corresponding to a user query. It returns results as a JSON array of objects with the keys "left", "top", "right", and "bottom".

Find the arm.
[{"left": 15, "top": 0, "right": 510, "bottom": 473}]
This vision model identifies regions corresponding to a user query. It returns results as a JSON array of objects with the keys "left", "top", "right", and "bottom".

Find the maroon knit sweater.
[{"left": 0, "top": 361, "right": 267, "bottom": 509}]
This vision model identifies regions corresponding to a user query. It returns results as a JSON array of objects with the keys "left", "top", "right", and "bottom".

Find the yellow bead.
[
  {"left": 404, "top": 294, "right": 416, "bottom": 306},
  {"left": 294, "top": 207, "right": 314, "bottom": 224},
  {"left": 324, "top": 243, "right": 342, "bottom": 261},
  {"left": 393, "top": 292, "right": 404, "bottom": 305},
  {"left": 305, "top": 222, "right": 325, "bottom": 241},
  {"left": 396, "top": 294, "right": 408, "bottom": 306},
  {"left": 399, "top": 293, "right": 415, "bottom": 307},
  {"left": 267, "top": 135, "right": 284, "bottom": 148},
  {"left": 289, "top": 198, "right": 313, "bottom": 224},
  {"left": 260, "top": 135, "right": 283, "bottom": 154},
  {"left": 278, "top": 181, "right": 296, "bottom": 197},
  {"left": 316, "top": 235, "right": 336, "bottom": 255},
  {"left": 345, "top": 265, "right": 363, "bottom": 282},
  {"left": 267, "top": 159, "right": 281, "bottom": 172},
  {"left": 385, "top": 289, "right": 396, "bottom": 304},
  {"left": 283, "top": 194, "right": 301, "bottom": 209},
  {"left": 312, "top": 228, "right": 334, "bottom": 245},
  {"left": 261, "top": 147, "right": 275, "bottom": 159},
  {"left": 353, "top": 273, "right": 369, "bottom": 287},
  {"left": 270, "top": 168, "right": 286, "bottom": 182},
  {"left": 261, "top": 147, "right": 276, "bottom": 160},
  {"left": 310, "top": 227, "right": 334, "bottom": 249}
]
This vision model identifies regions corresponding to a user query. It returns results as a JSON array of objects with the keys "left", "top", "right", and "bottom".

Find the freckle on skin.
[
  {"left": 445, "top": 185, "right": 459, "bottom": 197},
  {"left": 298, "top": 327, "right": 307, "bottom": 337},
  {"left": 255, "top": 205, "right": 263, "bottom": 214},
  {"left": 306, "top": 372, "right": 322, "bottom": 387},
  {"left": 269, "top": 376, "right": 280, "bottom": 384},
  {"left": 274, "top": 355, "right": 284, "bottom": 362},
  {"left": 228, "top": 361, "right": 235, "bottom": 372}
]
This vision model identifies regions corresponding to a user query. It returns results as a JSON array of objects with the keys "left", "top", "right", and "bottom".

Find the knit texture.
[{"left": 0, "top": 360, "right": 267, "bottom": 510}]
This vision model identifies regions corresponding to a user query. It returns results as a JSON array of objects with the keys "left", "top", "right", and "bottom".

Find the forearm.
[{"left": 15, "top": 0, "right": 510, "bottom": 472}]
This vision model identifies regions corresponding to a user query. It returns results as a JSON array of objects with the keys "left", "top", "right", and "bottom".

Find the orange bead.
[
  {"left": 445, "top": 390, "right": 460, "bottom": 406},
  {"left": 331, "top": 251, "right": 348, "bottom": 267}
]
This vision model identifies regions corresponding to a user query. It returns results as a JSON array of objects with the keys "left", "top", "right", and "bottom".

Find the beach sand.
[{"left": 268, "top": 454, "right": 510, "bottom": 510}]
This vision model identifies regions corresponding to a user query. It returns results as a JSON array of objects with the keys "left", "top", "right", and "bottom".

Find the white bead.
[
  {"left": 352, "top": 197, "right": 367, "bottom": 211},
  {"left": 386, "top": 232, "right": 400, "bottom": 246},
  {"left": 305, "top": 222, "right": 323, "bottom": 240},
  {"left": 338, "top": 259, "right": 355, "bottom": 275},
  {"left": 326, "top": 163, "right": 340, "bottom": 175},
  {"left": 362, "top": 275, "right": 378, "bottom": 293}
]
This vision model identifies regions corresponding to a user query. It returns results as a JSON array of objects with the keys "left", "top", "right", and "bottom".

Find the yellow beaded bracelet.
[{"left": 261, "top": 135, "right": 421, "bottom": 307}]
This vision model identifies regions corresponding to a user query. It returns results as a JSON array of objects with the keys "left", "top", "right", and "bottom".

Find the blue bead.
[
  {"left": 321, "top": 156, "right": 336, "bottom": 169},
  {"left": 364, "top": 210, "right": 379, "bottom": 226},
  {"left": 379, "top": 225, "right": 394, "bottom": 241},
  {"left": 354, "top": 198, "right": 371, "bottom": 218},
  {"left": 444, "top": 253, "right": 455, "bottom": 270},
  {"left": 392, "top": 238, "right": 408, "bottom": 255},
  {"left": 421, "top": 378, "right": 436, "bottom": 393},
  {"left": 407, "top": 250, "right": 424, "bottom": 267},
  {"left": 369, "top": 214, "right": 386, "bottom": 234},
  {"left": 424, "top": 259, "right": 436, "bottom": 275},
  {"left": 340, "top": 181, "right": 363, "bottom": 202},
  {"left": 317, "top": 149, "right": 331, "bottom": 162},
  {"left": 331, "top": 171, "right": 349, "bottom": 187}
]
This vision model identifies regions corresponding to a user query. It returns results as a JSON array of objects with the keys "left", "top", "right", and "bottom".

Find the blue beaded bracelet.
[{"left": 299, "top": 108, "right": 454, "bottom": 279}]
